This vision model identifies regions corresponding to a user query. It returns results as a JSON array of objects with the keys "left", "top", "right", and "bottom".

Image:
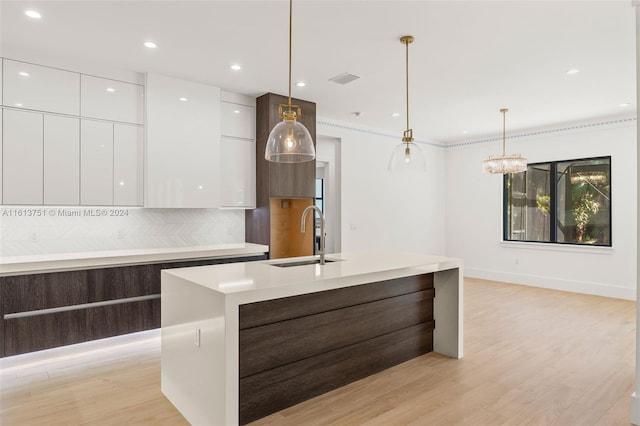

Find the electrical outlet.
[
  {"left": 349, "top": 224, "right": 357, "bottom": 231},
  {"left": 117, "top": 228, "right": 124, "bottom": 239},
  {"left": 30, "top": 232, "right": 39, "bottom": 242}
]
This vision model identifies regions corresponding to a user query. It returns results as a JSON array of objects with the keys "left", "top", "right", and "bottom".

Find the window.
[{"left": 504, "top": 156, "right": 611, "bottom": 246}]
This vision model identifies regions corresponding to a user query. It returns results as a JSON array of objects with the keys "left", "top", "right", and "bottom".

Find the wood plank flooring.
[{"left": 0, "top": 278, "right": 635, "bottom": 425}]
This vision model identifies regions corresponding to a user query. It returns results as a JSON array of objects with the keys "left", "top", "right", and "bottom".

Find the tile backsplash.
[{"left": 0, "top": 207, "right": 245, "bottom": 257}]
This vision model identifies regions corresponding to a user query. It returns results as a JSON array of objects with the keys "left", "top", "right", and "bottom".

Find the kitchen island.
[{"left": 161, "top": 251, "right": 463, "bottom": 425}]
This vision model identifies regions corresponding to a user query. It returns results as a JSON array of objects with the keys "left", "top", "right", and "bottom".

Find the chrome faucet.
[{"left": 301, "top": 205, "right": 325, "bottom": 265}]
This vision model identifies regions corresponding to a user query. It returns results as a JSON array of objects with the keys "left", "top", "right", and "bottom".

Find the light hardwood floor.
[{"left": 0, "top": 278, "right": 635, "bottom": 425}]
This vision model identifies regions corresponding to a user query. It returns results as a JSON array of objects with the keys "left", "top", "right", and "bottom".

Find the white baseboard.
[{"left": 465, "top": 267, "right": 636, "bottom": 300}]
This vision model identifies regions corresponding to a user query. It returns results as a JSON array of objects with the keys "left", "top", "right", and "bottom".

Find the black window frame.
[{"left": 503, "top": 155, "right": 612, "bottom": 247}]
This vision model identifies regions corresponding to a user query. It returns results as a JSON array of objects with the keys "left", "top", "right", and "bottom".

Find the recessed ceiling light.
[
  {"left": 15, "top": 103, "right": 23, "bottom": 107},
  {"left": 296, "top": 81, "right": 306, "bottom": 87},
  {"left": 25, "top": 10, "right": 41, "bottom": 19},
  {"left": 463, "top": 130, "right": 468, "bottom": 134},
  {"left": 106, "top": 87, "right": 115, "bottom": 93},
  {"left": 392, "top": 112, "right": 400, "bottom": 118},
  {"left": 119, "top": 181, "right": 125, "bottom": 186},
  {"left": 144, "top": 41, "right": 157, "bottom": 49},
  {"left": 619, "top": 102, "right": 631, "bottom": 107},
  {"left": 179, "top": 97, "right": 188, "bottom": 102},
  {"left": 233, "top": 110, "right": 241, "bottom": 114},
  {"left": 230, "top": 64, "right": 242, "bottom": 71},
  {"left": 18, "top": 71, "right": 29, "bottom": 77},
  {"left": 566, "top": 68, "right": 580, "bottom": 75}
]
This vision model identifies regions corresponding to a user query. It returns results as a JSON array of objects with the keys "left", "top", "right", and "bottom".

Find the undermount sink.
[{"left": 270, "top": 258, "right": 341, "bottom": 268}]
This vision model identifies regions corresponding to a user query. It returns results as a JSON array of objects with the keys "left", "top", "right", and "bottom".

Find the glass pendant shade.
[
  {"left": 388, "top": 141, "right": 426, "bottom": 172},
  {"left": 265, "top": 118, "right": 315, "bottom": 163},
  {"left": 482, "top": 154, "right": 527, "bottom": 174}
]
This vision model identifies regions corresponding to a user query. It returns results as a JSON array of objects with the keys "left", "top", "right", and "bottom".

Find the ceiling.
[{"left": 0, "top": 0, "right": 636, "bottom": 144}]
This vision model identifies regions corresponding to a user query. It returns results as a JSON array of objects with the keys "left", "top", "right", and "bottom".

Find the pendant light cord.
[
  {"left": 405, "top": 38, "right": 410, "bottom": 133},
  {"left": 501, "top": 108, "right": 507, "bottom": 156},
  {"left": 288, "top": 0, "right": 293, "bottom": 110}
]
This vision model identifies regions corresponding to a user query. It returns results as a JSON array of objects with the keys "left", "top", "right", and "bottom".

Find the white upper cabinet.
[
  {"left": 3, "top": 59, "right": 80, "bottom": 115},
  {"left": 220, "top": 137, "right": 256, "bottom": 208},
  {"left": 81, "top": 75, "right": 144, "bottom": 124},
  {"left": 114, "top": 124, "right": 143, "bottom": 206},
  {"left": 219, "top": 92, "right": 256, "bottom": 208},
  {"left": 81, "top": 120, "right": 114, "bottom": 206},
  {"left": 2, "top": 109, "right": 44, "bottom": 205},
  {"left": 146, "top": 73, "right": 221, "bottom": 208},
  {"left": 221, "top": 102, "right": 255, "bottom": 139},
  {"left": 44, "top": 115, "right": 80, "bottom": 205}
]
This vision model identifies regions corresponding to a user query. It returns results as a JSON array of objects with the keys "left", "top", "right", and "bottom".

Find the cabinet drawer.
[
  {"left": 88, "top": 264, "right": 161, "bottom": 302},
  {"left": 86, "top": 299, "right": 160, "bottom": 341},
  {"left": 0, "top": 270, "right": 88, "bottom": 314},
  {"left": 2, "top": 59, "right": 80, "bottom": 115},
  {"left": 4, "top": 310, "right": 86, "bottom": 357}
]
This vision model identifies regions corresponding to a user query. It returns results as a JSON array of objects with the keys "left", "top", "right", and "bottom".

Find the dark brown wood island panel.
[
  {"left": 238, "top": 273, "right": 435, "bottom": 425},
  {"left": 239, "top": 274, "right": 434, "bottom": 329}
]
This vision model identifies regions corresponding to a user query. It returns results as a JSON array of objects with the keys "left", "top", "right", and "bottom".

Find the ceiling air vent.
[{"left": 329, "top": 72, "right": 360, "bottom": 85}]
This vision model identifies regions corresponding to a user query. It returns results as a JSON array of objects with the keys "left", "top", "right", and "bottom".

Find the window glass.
[
  {"left": 504, "top": 156, "right": 611, "bottom": 246},
  {"left": 556, "top": 158, "right": 611, "bottom": 245}
]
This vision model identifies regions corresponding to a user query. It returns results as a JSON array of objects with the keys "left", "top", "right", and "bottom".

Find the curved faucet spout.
[{"left": 301, "top": 205, "right": 325, "bottom": 265}]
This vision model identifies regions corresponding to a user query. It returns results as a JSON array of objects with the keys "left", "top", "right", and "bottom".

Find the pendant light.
[
  {"left": 482, "top": 108, "right": 527, "bottom": 174},
  {"left": 389, "top": 35, "right": 426, "bottom": 172},
  {"left": 265, "top": 0, "right": 315, "bottom": 163}
]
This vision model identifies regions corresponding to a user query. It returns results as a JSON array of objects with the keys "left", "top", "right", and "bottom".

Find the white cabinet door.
[
  {"left": 3, "top": 109, "right": 43, "bottom": 204},
  {"left": 114, "top": 124, "right": 143, "bottom": 206},
  {"left": 81, "top": 75, "right": 144, "bottom": 124},
  {"left": 3, "top": 59, "right": 80, "bottom": 115},
  {"left": 44, "top": 115, "right": 80, "bottom": 205},
  {"left": 220, "top": 137, "right": 256, "bottom": 208},
  {"left": 81, "top": 120, "right": 113, "bottom": 206},
  {"left": 146, "top": 73, "right": 221, "bottom": 208},
  {"left": 221, "top": 102, "right": 255, "bottom": 139}
]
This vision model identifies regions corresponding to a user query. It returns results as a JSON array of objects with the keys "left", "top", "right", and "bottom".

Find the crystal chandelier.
[
  {"left": 482, "top": 108, "right": 527, "bottom": 174},
  {"left": 264, "top": 0, "right": 315, "bottom": 163},
  {"left": 388, "top": 35, "right": 426, "bottom": 172}
]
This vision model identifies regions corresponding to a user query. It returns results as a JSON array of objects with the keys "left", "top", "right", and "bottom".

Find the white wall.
[
  {"left": 318, "top": 118, "right": 447, "bottom": 256},
  {"left": 316, "top": 136, "right": 341, "bottom": 254},
  {"left": 445, "top": 116, "right": 637, "bottom": 300}
]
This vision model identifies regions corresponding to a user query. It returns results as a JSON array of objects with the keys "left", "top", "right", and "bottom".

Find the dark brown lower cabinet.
[
  {"left": 4, "top": 310, "right": 86, "bottom": 357},
  {"left": 86, "top": 299, "right": 161, "bottom": 341},
  {"left": 238, "top": 273, "right": 435, "bottom": 425},
  {"left": 0, "top": 253, "right": 267, "bottom": 357}
]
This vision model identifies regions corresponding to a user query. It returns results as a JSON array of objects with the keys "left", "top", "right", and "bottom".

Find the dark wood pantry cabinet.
[{"left": 246, "top": 93, "right": 317, "bottom": 259}]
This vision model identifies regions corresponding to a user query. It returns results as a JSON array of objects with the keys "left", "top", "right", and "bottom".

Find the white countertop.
[
  {"left": 164, "top": 251, "right": 462, "bottom": 304},
  {"left": 0, "top": 243, "right": 269, "bottom": 276}
]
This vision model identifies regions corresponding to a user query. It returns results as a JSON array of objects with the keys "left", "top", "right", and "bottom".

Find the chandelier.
[{"left": 482, "top": 108, "right": 527, "bottom": 174}]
